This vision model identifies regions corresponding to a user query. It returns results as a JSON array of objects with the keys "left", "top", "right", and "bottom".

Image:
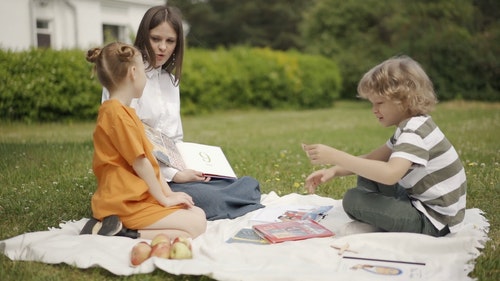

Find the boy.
[{"left": 303, "top": 56, "right": 466, "bottom": 237}]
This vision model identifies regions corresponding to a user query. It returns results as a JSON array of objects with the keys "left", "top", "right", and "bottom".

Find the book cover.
[
  {"left": 252, "top": 219, "right": 334, "bottom": 244},
  {"left": 250, "top": 205, "right": 333, "bottom": 223},
  {"left": 226, "top": 228, "right": 269, "bottom": 245},
  {"left": 176, "top": 142, "right": 237, "bottom": 179},
  {"left": 143, "top": 123, "right": 237, "bottom": 179}
]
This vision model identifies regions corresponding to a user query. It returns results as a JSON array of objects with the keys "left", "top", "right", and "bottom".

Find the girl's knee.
[{"left": 191, "top": 207, "right": 207, "bottom": 238}]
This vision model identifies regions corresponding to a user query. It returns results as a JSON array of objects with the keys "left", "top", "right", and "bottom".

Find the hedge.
[
  {"left": 0, "top": 48, "right": 101, "bottom": 122},
  {"left": 0, "top": 47, "right": 341, "bottom": 122}
]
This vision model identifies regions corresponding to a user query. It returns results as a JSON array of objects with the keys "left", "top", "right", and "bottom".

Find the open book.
[{"left": 143, "top": 123, "right": 237, "bottom": 179}]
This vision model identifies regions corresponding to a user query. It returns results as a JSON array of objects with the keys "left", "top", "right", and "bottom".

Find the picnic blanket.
[{"left": 0, "top": 192, "right": 490, "bottom": 281}]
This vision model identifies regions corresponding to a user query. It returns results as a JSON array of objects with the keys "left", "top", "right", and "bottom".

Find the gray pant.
[{"left": 342, "top": 176, "right": 449, "bottom": 237}]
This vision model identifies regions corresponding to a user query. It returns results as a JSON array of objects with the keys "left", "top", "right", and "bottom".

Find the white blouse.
[{"left": 101, "top": 66, "right": 184, "bottom": 181}]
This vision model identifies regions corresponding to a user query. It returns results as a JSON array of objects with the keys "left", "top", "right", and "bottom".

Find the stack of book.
[{"left": 227, "top": 205, "right": 334, "bottom": 244}]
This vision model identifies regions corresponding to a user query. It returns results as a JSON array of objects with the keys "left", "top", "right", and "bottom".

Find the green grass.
[{"left": 0, "top": 101, "right": 498, "bottom": 280}]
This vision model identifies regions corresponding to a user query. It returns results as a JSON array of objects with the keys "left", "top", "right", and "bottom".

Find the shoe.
[
  {"left": 98, "top": 215, "right": 123, "bottom": 236},
  {"left": 79, "top": 215, "right": 122, "bottom": 236},
  {"left": 79, "top": 217, "right": 100, "bottom": 235},
  {"left": 115, "top": 227, "right": 140, "bottom": 239}
]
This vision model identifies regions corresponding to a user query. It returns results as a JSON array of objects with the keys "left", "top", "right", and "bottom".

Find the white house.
[{"left": 0, "top": 0, "right": 165, "bottom": 51}]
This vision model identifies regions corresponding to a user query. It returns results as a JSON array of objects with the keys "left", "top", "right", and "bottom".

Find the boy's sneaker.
[{"left": 79, "top": 215, "right": 123, "bottom": 236}]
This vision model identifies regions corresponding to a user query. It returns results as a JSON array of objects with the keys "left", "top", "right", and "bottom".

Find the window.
[
  {"left": 36, "top": 19, "right": 51, "bottom": 48},
  {"left": 103, "top": 24, "right": 127, "bottom": 44}
]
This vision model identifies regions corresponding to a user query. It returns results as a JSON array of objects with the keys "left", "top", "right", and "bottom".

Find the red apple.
[
  {"left": 170, "top": 241, "right": 192, "bottom": 259},
  {"left": 150, "top": 242, "right": 171, "bottom": 259},
  {"left": 130, "top": 241, "right": 152, "bottom": 266},
  {"left": 151, "top": 233, "right": 170, "bottom": 247}
]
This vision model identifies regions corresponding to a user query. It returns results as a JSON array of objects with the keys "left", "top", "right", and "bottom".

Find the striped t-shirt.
[{"left": 387, "top": 115, "right": 467, "bottom": 233}]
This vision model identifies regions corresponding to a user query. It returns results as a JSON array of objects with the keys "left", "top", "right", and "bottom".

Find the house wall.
[
  {"left": 0, "top": 0, "right": 165, "bottom": 51},
  {"left": 0, "top": 0, "right": 33, "bottom": 50}
]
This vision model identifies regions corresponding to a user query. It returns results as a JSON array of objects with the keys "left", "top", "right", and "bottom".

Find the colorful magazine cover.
[{"left": 252, "top": 219, "right": 334, "bottom": 243}]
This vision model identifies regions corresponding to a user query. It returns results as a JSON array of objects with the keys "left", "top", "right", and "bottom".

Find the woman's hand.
[{"left": 172, "top": 169, "right": 211, "bottom": 183}]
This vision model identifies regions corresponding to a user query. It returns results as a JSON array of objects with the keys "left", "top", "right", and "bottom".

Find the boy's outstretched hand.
[
  {"left": 303, "top": 143, "right": 339, "bottom": 193},
  {"left": 302, "top": 143, "right": 336, "bottom": 165},
  {"left": 304, "top": 168, "right": 337, "bottom": 194}
]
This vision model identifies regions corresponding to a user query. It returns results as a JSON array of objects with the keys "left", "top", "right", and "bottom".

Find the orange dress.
[{"left": 91, "top": 99, "right": 181, "bottom": 229}]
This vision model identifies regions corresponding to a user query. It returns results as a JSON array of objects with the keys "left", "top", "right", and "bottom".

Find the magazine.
[
  {"left": 226, "top": 228, "right": 269, "bottom": 245},
  {"left": 143, "top": 123, "right": 237, "bottom": 179},
  {"left": 250, "top": 205, "right": 333, "bottom": 223},
  {"left": 252, "top": 219, "right": 334, "bottom": 244}
]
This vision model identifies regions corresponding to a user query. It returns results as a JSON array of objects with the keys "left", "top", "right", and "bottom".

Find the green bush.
[
  {"left": 0, "top": 47, "right": 341, "bottom": 122},
  {"left": 0, "top": 48, "right": 102, "bottom": 122}
]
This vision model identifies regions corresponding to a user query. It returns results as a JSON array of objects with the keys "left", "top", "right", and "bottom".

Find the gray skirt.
[{"left": 169, "top": 176, "right": 264, "bottom": 220}]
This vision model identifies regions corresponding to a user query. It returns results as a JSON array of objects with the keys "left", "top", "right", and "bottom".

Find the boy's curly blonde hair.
[{"left": 357, "top": 56, "right": 438, "bottom": 116}]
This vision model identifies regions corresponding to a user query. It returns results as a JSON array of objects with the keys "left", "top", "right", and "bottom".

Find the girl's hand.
[
  {"left": 304, "top": 168, "right": 337, "bottom": 194},
  {"left": 163, "top": 191, "right": 195, "bottom": 208},
  {"left": 172, "top": 169, "right": 211, "bottom": 183}
]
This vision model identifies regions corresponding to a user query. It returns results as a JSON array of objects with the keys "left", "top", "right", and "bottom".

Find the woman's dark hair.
[{"left": 134, "top": 5, "right": 184, "bottom": 86}]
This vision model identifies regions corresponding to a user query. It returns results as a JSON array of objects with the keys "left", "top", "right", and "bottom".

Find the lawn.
[{"left": 0, "top": 101, "right": 498, "bottom": 281}]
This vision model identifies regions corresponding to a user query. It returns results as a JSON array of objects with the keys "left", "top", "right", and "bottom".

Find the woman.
[{"left": 103, "top": 5, "right": 263, "bottom": 220}]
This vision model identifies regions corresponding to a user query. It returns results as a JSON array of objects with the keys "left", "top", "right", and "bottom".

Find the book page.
[
  {"left": 143, "top": 122, "right": 236, "bottom": 178},
  {"left": 250, "top": 205, "right": 333, "bottom": 223},
  {"left": 143, "top": 123, "right": 186, "bottom": 170},
  {"left": 158, "top": 135, "right": 186, "bottom": 170},
  {"left": 337, "top": 256, "right": 425, "bottom": 279},
  {"left": 175, "top": 142, "right": 237, "bottom": 179}
]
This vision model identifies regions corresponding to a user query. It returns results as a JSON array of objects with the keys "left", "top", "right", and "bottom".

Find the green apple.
[
  {"left": 171, "top": 236, "right": 192, "bottom": 250},
  {"left": 151, "top": 233, "right": 171, "bottom": 247},
  {"left": 169, "top": 241, "right": 192, "bottom": 259}
]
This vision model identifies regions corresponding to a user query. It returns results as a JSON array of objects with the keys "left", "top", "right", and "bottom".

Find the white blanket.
[{"left": 0, "top": 192, "right": 489, "bottom": 281}]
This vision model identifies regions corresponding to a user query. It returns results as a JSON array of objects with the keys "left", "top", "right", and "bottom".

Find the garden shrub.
[
  {"left": 181, "top": 47, "right": 341, "bottom": 115},
  {"left": 0, "top": 47, "right": 341, "bottom": 122},
  {"left": 0, "top": 48, "right": 101, "bottom": 122}
]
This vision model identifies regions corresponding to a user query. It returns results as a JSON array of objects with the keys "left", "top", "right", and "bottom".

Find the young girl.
[
  {"left": 303, "top": 56, "right": 466, "bottom": 237},
  {"left": 102, "top": 5, "right": 264, "bottom": 221},
  {"left": 81, "top": 42, "right": 206, "bottom": 240}
]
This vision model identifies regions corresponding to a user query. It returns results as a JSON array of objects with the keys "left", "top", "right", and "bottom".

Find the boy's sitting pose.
[{"left": 303, "top": 56, "right": 466, "bottom": 237}]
